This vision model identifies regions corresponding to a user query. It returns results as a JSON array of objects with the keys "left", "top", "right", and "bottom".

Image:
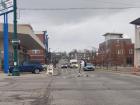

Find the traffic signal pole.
[{"left": 12, "top": 0, "right": 20, "bottom": 76}]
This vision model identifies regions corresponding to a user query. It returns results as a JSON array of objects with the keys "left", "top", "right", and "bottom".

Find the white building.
[
  {"left": 103, "top": 33, "right": 123, "bottom": 41},
  {"left": 131, "top": 18, "right": 140, "bottom": 68}
]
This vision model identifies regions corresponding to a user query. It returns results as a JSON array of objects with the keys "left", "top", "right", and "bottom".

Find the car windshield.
[{"left": 62, "top": 64, "right": 67, "bottom": 65}]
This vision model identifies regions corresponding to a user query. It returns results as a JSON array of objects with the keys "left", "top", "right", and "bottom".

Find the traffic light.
[{"left": 13, "top": 44, "right": 20, "bottom": 50}]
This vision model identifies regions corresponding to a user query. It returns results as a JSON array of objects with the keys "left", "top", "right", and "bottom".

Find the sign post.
[
  {"left": 0, "top": 0, "right": 14, "bottom": 74},
  {"left": 12, "top": 0, "right": 20, "bottom": 76},
  {"left": 43, "top": 31, "right": 49, "bottom": 64},
  {"left": 0, "top": 0, "right": 20, "bottom": 76}
]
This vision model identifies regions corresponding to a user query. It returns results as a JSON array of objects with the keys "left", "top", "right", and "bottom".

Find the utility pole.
[
  {"left": 43, "top": 31, "right": 49, "bottom": 64},
  {"left": 12, "top": 0, "right": 20, "bottom": 76}
]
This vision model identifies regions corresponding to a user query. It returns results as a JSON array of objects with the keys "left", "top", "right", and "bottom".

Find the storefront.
[{"left": 0, "top": 24, "right": 45, "bottom": 72}]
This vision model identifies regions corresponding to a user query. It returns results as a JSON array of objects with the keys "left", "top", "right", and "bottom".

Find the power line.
[
  {"left": 19, "top": 7, "right": 140, "bottom": 11},
  {"left": 87, "top": 0, "right": 133, "bottom": 6}
]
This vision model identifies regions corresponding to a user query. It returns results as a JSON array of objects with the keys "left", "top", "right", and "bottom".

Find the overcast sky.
[{"left": 1, "top": 0, "right": 140, "bottom": 52}]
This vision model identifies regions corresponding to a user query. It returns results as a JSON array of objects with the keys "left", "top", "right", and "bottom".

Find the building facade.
[
  {"left": 95, "top": 33, "right": 134, "bottom": 66},
  {"left": 131, "top": 18, "right": 140, "bottom": 68},
  {"left": 28, "top": 32, "right": 47, "bottom": 64},
  {"left": 0, "top": 24, "right": 45, "bottom": 71}
]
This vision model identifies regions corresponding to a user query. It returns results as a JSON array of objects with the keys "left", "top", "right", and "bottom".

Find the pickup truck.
[{"left": 9, "top": 61, "right": 44, "bottom": 74}]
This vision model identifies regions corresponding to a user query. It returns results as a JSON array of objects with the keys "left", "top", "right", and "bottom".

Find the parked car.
[
  {"left": 83, "top": 63, "right": 95, "bottom": 71},
  {"left": 61, "top": 64, "right": 68, "bottom": 68},
  {"left": 42, "top": 64, "right": 48, "bottom": 71},
  {"left": 9, "top": 61, "right": 44, "bottom": 74}
]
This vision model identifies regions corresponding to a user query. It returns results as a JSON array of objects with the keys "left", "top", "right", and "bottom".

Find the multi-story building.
[
  {"left": 131, "top": 18, "right": 140, "bottom": 68},
  {"left": 95, "top": 33, "right": 134, "bottom": 66}
]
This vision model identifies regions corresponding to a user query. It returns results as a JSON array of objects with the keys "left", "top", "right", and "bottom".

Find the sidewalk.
[
  {"left": 95, "top": 66, "right": 140, "bottom": 76},
  {"left": 131, "top": 67, "right": 140, "bottom": 76},
  {"left": 0, "top": 73, "right": 9, "bottom": 79},
  {"left": 0, "top": 71, "right": 49, "bottom": 79}
]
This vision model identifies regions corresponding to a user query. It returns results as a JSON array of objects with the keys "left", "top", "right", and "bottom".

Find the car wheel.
[{"left": 34, "top": 69, "right": 40, "bottom": 74}]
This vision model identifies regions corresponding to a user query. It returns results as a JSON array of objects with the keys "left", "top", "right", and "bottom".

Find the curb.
[{"left": 96, "top": 69, "right": 140, "bottom": 77}]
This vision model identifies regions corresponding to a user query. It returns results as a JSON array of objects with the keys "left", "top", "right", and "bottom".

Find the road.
[
  {"left": 50, "top": 68, "right": 140, "bottom": 105},
  {"left": 0, "top": 68, "right": 140, "bottom": 105}
]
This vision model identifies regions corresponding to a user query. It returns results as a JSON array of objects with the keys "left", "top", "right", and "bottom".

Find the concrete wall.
[
  {"left": 135, "top": 26, "right": 140, "bottom": 49},
  {"left": 134, "top": 26, "right": 140, "bottom": 67},
  {"left": 105, "top": 35, "right": 122, "bottom": 41},
  {"left": 134, "top": 50, "right": 140, "bottom": 67}
]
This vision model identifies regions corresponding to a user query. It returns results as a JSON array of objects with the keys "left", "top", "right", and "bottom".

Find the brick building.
[
  {"left": 95, "top": 33, "right": 134, "bottom": 66},
  {"left": 0, "top": 24, "right": 45, "bottom": 71},
  {"left": 28, "top": 31, "right": 47, "bottom": 64}
]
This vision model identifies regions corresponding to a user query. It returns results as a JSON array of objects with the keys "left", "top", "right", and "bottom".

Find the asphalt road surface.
[
  {"left": 50, "top": 68, "right": 140, "bottom": 105},
  {"left": 0, "top": 68, "right": 140, "bottom": 105}
]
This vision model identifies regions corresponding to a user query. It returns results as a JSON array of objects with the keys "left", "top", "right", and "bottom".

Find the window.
[
  {"left": 32, "top": 50, "right": 40, "bottom": 54},
  {"left": 117, "top": 49, "right": 123, "bottom": 55},
  {"left": 129, "top": 49, "right": 133, "bottom": 54},
  {"left": 117, "top": 40, "right": 120, "bottom": 44},
  {"left": 117, "top": 50, "right": 120, "bottom": 55}
]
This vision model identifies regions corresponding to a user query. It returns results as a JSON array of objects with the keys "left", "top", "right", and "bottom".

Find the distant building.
[
  {"left": 131, "top": 18, "right": 140, "bottom": 68},
  {"left": 95, "top": 33, "right": 134, "bottom": 66},
  {"left": 69, "top": 49, "right": 95, "bottom": 62}
]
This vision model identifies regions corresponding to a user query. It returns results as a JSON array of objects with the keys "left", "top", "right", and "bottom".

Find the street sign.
[
  {"left": 0, "top": 0, "right": 13, "bottom": 15},
  {"left": 11, "top": 39, "right": 20, "bottom": 44}
]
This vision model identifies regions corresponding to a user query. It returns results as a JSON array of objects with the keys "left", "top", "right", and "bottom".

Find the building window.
[
  {"left": 32, "top": 50, "right": 40, "bottom": 54},
  {"left": 129, "top": 49, "right": 133, "bottom": 54},
  {"left": 117, "top": 50, "right": 120, "bottom": 55},
  {"left": 117, "top": 49, "right": 123, "bottom": 55},
  {"left": 117, "top": 40, "right": 120, "bottom": 44}
]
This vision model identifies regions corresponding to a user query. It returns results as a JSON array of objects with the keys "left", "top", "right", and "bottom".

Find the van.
[{"left": 70, "top": 59, "right": 79, "bottom": 68}]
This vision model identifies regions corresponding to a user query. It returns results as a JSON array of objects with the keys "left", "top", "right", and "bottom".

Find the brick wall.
[{"left": 28, "top": 33, "right": 46, "bottom": 64}]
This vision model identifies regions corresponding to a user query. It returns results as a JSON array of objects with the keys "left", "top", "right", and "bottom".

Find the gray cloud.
[
  {"left": 1, "top": 0, "right": 140, "bottom": 52},
  {"left": 17, "top": 0, "right": 133, "bottom": 25}
]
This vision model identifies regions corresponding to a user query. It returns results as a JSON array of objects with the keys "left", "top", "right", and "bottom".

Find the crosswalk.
[
  {"left": 58, "top": 68, "right": 95, "bottom": 78},
  {"left": 58, "top": 68, "right": 80, "bottom": 78},
  {"left": 60, "top": 68, "right": 79, "bottom": 73}
]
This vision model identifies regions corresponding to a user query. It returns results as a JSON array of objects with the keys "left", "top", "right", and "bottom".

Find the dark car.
[
  {"left": 83, "top": 63, "right": 95, "bottom": 71},
  {"left": 9, "top": 61, "right": 43, "bottom": 74}
]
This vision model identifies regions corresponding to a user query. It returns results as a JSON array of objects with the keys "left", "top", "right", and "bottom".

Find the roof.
[
  {"left": 35, "top": 31, "right": 44, "bottom": 35},
  {"left": 103, "top": 33, "right": 123, "bottom": 37},
  {"left": 0, "top": 24, "right": 45, "bottom": 50},
  {"left": 130, "top": 18, "right": 140, "bottom": 25}
]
